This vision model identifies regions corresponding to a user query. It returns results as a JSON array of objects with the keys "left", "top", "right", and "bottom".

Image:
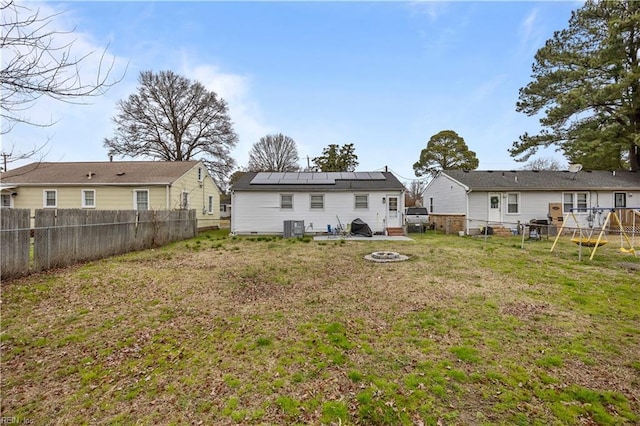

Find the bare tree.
[
  {"left": 0, "top": 141, "right": 49, "bottom": 171},
  {"left": 247, "top": 133, "right": 300, "bottom": 172},
  {"left": 521, "top": 157, "right": 565, "bottom": 171},
  {"left": 1, "top": 0, "right": 122, "bottom": 134},
  {"left": 104, "top": 70, "right": 238, "bottom": 186},
  {"left": 405, "top": 180, "right": 426, "bottom": 206}
]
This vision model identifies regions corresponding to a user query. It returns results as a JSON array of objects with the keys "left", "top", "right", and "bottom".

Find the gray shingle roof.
[
  {"left": 232, "top": 171, "right": 405, "bottom": 192},
  {"left": 442, "top": 170, "right": 640, "bottom": 191},
  {"left": 1, "top": 161, "right": 201, "bottom": 185}
]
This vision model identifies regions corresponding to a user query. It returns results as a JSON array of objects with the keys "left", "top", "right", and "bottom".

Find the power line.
[{"left": 375, "top": 166, "right": 429, "bottom": 184}]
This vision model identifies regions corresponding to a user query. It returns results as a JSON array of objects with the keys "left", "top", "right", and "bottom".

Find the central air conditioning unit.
[{"left": 283, "top": 220, "right": 305, "bottom": 238}]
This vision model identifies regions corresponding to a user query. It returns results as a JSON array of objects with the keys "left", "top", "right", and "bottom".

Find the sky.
[{"left": 3, "top": 0, "right": 582, "bottom": 185}]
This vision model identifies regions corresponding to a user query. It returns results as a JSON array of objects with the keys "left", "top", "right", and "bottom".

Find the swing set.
[{"left": 550, "top": 207, "right": 638, "bottom": 260}]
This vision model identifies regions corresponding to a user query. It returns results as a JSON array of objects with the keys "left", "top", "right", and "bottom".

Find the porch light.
[{"left": 382, "top": 197, "right": 386, "bottom": 204}]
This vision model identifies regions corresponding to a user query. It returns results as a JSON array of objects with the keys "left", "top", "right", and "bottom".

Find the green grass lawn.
[{"left": 1, "top": 230, "right": 639, "bottom": 425}]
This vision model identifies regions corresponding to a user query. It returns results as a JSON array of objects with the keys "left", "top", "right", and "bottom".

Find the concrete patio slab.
[{"left": 313, "top": 235, "right": 414, "bottom": 241}]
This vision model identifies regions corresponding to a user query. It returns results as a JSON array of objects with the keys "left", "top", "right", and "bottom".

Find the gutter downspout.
[
  {"left": 465, "top": 188, "right": 471, "bottom": 235},
  {"left": 230, "top": 190, "right": 235, "bottom": 235}
]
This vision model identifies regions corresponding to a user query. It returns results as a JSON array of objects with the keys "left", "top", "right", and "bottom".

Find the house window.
[
  {"left": 490, "top": 195, "right": 500, "bottom": 209},
  {"left": 208, "top": 195, "right": 214, "bottom": 214},
  {"left": 44, "top": 190, "right": 57, "bottom": 208},
  {"left": 388, "top": 196, "right": 398, "bottom": 212},
  {"left": 281, "top": 194, "right": 293, "bottom": 209},
  {"left": 181, "top": 192, "right": 189, "bottom": 209},
  {"left": 82, "top": 190, "right": 96, "bottom": 208},
  {"left": 310, "top": 194, "right": 324, "bottom": 209},
  {"left": 615, "top": 192, "right": 627, "bottom": 208},
  {"left": 429, "top": 197, "right": 434, "bottom": 213},
  {"left": 563, "top": 192, "right": 588, "bottom": 213},
  {"left": 577, "top": 193, "right": 587, "bottom": 210},
  {"left": 134, "top": 190, "right": 149, "bottom": 210},
  {"left": 1, "top": 194, "right": 11, "bottom": 208},
  {"left": 198, "top": 167, "right": 203, "bottom": 182},
  {"left": 507, "top": 193, "right": 519, "bottom": 214},
  {"left": 354, "top": 194, "right": 368, "bottom": 209}
]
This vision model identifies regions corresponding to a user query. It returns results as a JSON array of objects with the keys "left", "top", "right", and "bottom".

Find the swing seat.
[
  {"left": 620, "top": 247, "right": 635, "bottom": 254},
  {"left": 571, "top": 238, "right": 607, "bottom": 247}
]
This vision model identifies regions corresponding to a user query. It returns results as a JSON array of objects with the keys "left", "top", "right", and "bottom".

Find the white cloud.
[
  {"left": 519, "top": 9, "right": 538, "bottom": 43},
  {"left": 407, "top": 1, "right": 449, "bottom": 21},
  {"left": 517, "top": 8, "right": 544, "bottom": 58}
]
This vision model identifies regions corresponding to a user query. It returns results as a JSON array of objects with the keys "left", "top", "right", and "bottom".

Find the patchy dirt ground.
[{"left": 1, "top": 232, "right": 639, "bottom": 424}]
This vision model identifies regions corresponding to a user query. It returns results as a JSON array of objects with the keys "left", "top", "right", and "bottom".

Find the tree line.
[{"left": 2, "top": 0, "right": 639, "bottom": 182}]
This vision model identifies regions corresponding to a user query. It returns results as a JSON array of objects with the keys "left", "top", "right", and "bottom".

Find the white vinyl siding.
[
  {"left": 43, "top": 190, "right": 57, "bottom": 208},
  {"left": 354, "top": 194, "right": 368, "bottom": 209},
  {"left": 423, "top": 174, "right": 467, "bottom": 214},
  {"left": 231, "top": 190, "right": 403, "bottom": 235},
  {"left": 82, "top": 189, "right": 96, "bottom": 208}
]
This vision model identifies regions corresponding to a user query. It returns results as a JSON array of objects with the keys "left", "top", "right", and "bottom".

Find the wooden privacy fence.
[{"left": 1, "top": 209, "right": 197, "bottom": 280}]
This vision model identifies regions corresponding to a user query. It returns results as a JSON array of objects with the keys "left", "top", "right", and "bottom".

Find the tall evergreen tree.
[
  {"left": 413, "top": 130, "right": 478, "bottom": 177},
  {"left": 312, "top": 143, "right": 358, "bottom": 172},
  {"left": 511, "top": 0, "right": 640, "bottom": 170}
]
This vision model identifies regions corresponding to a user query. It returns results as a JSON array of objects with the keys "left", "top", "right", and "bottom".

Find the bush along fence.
[{"left": 1, "top": 209, "right": 197, "bottom": 280}]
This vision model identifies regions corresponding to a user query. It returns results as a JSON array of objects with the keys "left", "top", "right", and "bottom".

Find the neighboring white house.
[
  {"left": 230, "top": 171, "right": 406, "bottom": 235},
  {"left": 219, "top": 194, "right": 231, "bottom": 219},
  {"left": 424, "top": 169, "right": 640, "bottom": 234}
]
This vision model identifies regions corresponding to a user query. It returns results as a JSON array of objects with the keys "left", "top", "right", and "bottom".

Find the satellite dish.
[{"left": 568, "top": 164, "right": 583, "bottom": 173}]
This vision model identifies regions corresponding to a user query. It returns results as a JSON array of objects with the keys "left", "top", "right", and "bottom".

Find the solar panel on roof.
[
  {"left": 251, "top": 170, "right": 386, "bottom": 185},
  {"left": 250, "top": 176, "right": 272, "bottom": 184}
]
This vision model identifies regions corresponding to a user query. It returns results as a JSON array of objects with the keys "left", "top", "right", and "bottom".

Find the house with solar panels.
[{"left": 230, "top": 171, "right": 406, "bottom": 236}]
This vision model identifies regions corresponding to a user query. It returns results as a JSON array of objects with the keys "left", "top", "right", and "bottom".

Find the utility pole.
[{"left": 1, "top": 152, "right": 9, "bottom": 172}]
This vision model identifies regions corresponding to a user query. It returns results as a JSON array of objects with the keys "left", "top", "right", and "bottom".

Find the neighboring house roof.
[
  {"left": 232, "top": 171, "right": 405, "bottom": 192},
  {"left": 1, "top": 161, "right": 203, "bottom": 186},
  {"left": 440, "top": 170, "right": 640, "bottom": 191}
]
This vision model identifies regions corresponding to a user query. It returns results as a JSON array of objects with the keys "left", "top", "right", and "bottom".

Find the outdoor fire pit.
[{"left": 364, "top": 251, "right": 409, "bottom": 263}]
